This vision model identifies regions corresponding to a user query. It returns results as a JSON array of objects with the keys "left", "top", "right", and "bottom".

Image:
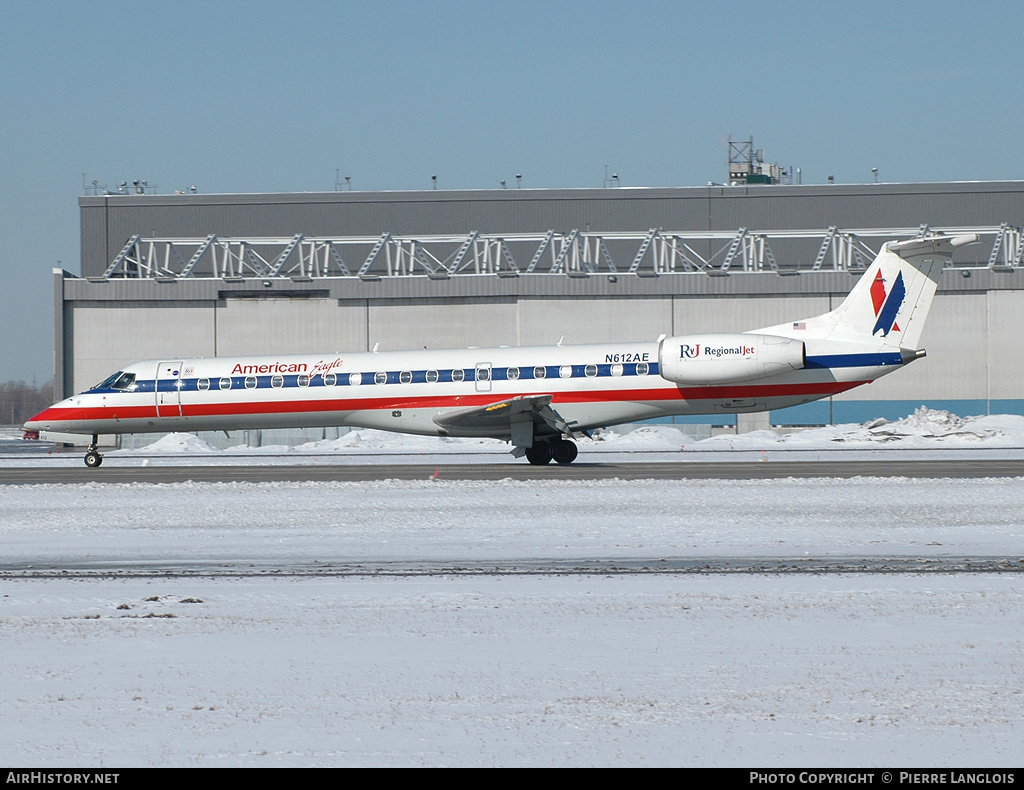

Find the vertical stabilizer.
[{"left": 823, "top": 234, "right": 973, "bottom": 349}]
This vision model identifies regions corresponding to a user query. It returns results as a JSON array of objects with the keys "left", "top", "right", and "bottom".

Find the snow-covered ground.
[
  {"left": 2, "top": 410, "right": 1023, "bottom": 766},
  {"left": 5, "top": 407, "right": 1024, "bottom": 466},
  {"left": 4, "top": 574, "right": 1022, "bottom": 767}
]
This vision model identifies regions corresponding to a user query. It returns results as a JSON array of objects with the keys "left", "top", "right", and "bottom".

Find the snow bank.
[
  {"left": 295, "top": 431, "right": 504, "bottom": 454},
  {"left": 132, "top": 432, "right": 221, "bottom": 453},
  {"left": 692, "top": 407, "right": 1024, "bottom": 451},
  {"left": 588, "top": 424, "right": 688, "bottom": 450}
]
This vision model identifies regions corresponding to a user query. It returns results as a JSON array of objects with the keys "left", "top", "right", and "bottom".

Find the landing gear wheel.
[
  {"left": 525, "top": 443, "right": 552, "bottom": 465},
  {"left": 84, "top": 450, "right": 103, "bottom": 468},
  {"left": 551, "top": 439, "right": 578, "bottom": 465}
]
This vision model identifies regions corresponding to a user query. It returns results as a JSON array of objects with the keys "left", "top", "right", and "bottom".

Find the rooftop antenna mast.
[
  {"left": 727, "top": 136, "right": 793, "bottom": 185},
  {"left": 727, "top": 136, "right": 755, "bottom": 184}
]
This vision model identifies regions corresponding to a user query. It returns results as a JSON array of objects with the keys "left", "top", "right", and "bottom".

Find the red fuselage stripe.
[{"left": 32, "top": 380, "right": 865, "bottom": 426}]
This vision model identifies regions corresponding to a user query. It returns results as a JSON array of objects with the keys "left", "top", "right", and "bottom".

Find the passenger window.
[
  {"left": 219, "top": 377, "right": 232, "bottom": 390},
  {"left": 585, "top": 365, "right": 598, "bottom": 378},
  {"left": 349, "top": 372, "right": 362, "bottom": 386},
  {"left": 271, "top": 375, "right": 284, "bottom": 388},
  {"left": 374, "top": 371, "right": 387, "bottom": 385},
  {"left": 636, "top": 362, "right": 649, "bottom": 376},
  {"left": 297, "top": 374, "right": 310, "bottom": 387},
  {"left": 245, "top": 376, "right": 257, "bottom": 389},
  {"left": 324, "top": 373, "right": 336, "bottom": 386},
  {"left": 426, "top": 370, "right": 439, "bottom": 383},
  {"left": 533, "top": 366, "right": 546, "bottom": 379},
  {"left": 610, "top": 363, "right": 623, "bottom": 377},
  {"left": 559, "top": 365, "right": 572, "bottom": 379},
  {"left": 197, "top": 378, "right": 210, "bottom": 391},
  {"left": 477, "top": 367, "right": 490, "bottom": 381},
  {"left": 452, "top": 369, "right": 465, "bottom": 382},
  {"left": 400, "top": 371, "right": 412, "bottom": 384},
  {"left": 506, "top": 367, "right": 520, "bottom": 380}
]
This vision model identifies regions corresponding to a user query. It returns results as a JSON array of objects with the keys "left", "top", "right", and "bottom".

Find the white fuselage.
[{"left": 26, "top": 338, "right": 898, "bottom": 439}]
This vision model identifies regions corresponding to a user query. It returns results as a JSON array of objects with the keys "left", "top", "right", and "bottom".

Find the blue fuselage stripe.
[
  {"left": 94, "top": 355, "right": 905, "bottom": 395},
  {"left": 804, "top": 353, "right": 904, "bottom": 369},
  {"left": 92, "top": 362, "right": 661, "bottom": 394}
]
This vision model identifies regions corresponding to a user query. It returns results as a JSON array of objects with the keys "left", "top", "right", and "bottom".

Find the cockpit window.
[
  {"left": 111, "top": 373, "right": 136, "bottom": 390},
  {"left": 91, "top": 371, "right": 136, "bottom": 391},
  {"left": 91, "top": 372, "right": 123, "bottom": 390}
]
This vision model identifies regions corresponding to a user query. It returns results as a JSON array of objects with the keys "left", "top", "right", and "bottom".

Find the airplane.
[{"left": 24, "top": 233, "right": 974, "bottom": 468}]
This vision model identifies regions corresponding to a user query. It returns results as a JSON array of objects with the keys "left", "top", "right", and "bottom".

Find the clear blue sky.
[{"left": 2, "top": 0, "right": 1023, "bottom": 384}]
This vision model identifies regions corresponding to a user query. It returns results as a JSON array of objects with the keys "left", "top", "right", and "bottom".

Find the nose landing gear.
[{"left": 84, "top": 435, "right": 103, "bottom": 468}]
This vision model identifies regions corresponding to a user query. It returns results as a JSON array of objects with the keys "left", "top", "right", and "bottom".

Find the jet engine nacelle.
[{"left": 658, "top": 333, "right": 805, "bottom": 385}]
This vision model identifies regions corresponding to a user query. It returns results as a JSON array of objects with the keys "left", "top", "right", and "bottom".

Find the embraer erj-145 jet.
[{"left": 26, "top": 233, "right": 973, "bottom": 468}]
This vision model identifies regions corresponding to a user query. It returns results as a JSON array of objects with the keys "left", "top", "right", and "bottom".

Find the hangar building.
[{"left": 60, "top": 180, "right": 1024, "bottom": 435}]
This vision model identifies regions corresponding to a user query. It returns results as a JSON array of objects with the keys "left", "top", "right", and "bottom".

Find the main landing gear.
[
  {"left": 525, "top": 438, "right": 578, "bottom": 466},
  {"left": 84, "top": 435, "right": 103, "bottom": 468}
]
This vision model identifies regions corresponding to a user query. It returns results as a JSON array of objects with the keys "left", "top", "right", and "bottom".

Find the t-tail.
[
  {"left": 753, "top": 231, "right": 974, "bottom": 360},
  {"left": 801, "top": 233, "right": 977, "bottom": 349}
]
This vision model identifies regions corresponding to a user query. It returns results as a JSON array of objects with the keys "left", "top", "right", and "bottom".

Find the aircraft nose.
[{"left": 23, "top": 405, "right": 58, "bottom": 431}]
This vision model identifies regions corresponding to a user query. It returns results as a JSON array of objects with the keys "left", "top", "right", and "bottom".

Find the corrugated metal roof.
[{"left": 79, "top": 181, "right": 1024, "bottom": 276}]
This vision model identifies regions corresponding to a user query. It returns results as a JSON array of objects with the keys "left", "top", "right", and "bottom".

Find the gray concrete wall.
[
  {"left": 368, "top": 298, "right": 519, "bottom": 351},
  {"left": 65, "top": 180, "right": 1024, "bottom": 424},
  {"left": 68, "top": 301, "right": 216, "bottom": 393},
  {"left": 517, "top": 297, "right": 671, "bottom": 345},
  {"left": 214, "top": 297, "right": 367, "bottom": 357},
  {"left": 62, "top": 280, "right": 1024, "bottom": 423},
  {"left": 987, "top": 290, "right": 1024, "bottom": 403}
]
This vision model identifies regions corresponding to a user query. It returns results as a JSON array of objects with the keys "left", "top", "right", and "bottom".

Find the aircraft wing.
[{"left": 432, "top": 394, "right": 585, "bottom": 442}]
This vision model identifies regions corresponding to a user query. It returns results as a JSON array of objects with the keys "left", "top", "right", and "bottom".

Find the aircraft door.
[
  {"left": 475, "top": 362, "right": 492, "bottom": 392},
  {"left": 155, "top": 361, "right": 184, "bottom": 417}
]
